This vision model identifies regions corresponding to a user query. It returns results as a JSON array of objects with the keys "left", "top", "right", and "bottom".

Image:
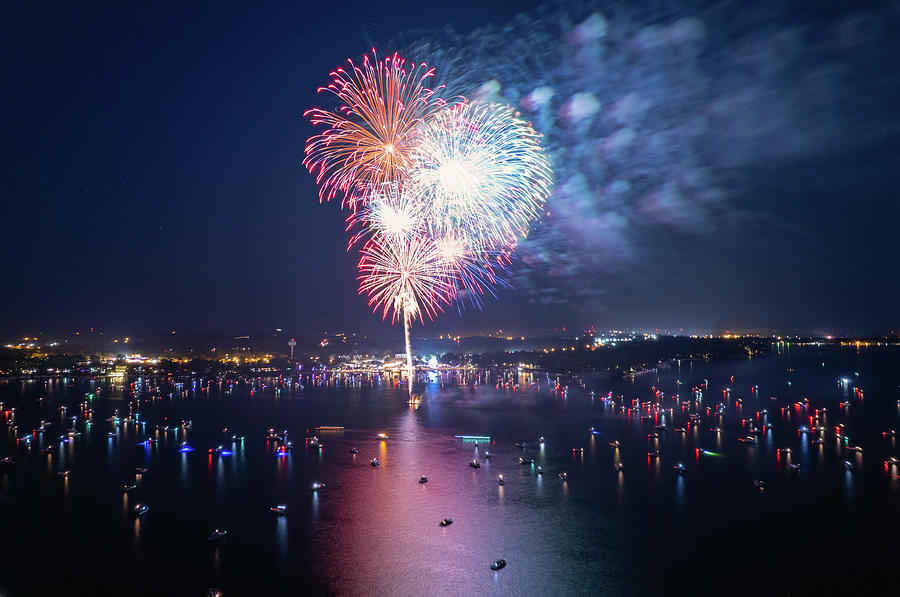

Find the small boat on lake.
[{"left": 207, "top": 529, "right": 227, "bottom": 541}]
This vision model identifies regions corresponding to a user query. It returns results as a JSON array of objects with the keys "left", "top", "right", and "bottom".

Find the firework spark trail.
[{"left": 303, "top": 50, "right": 447, "bottom": 209}]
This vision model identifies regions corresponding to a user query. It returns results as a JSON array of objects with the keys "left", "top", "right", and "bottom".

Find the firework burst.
[
  {"left": 407, "top": 101, "right": 553, "bottom": 253},
  {"left": 345, "top": 182, "right": 422, "bottom": 249},
  {"left": 303, "top": 50, "right": 447, "bottom": 208},
  {"left": 435, "top": 233, "right": 512, "bottom": 309},
  {"left": 357, "top": 233, "right": 452, "bottom": 324},
  {"left": 303, "top": 55, "right": 552, "bottom": 396}
]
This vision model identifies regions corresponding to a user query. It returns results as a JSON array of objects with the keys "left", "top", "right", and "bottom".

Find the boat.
[
  {"left": 738, "top": 436, "right": 756, "bottom": 444},
  {"left": 469, "top": 460, "right": 481, "bottom": 469},
  {"left": 123, "top": 484, "right": 136, "bottom": 492},
  {"left": 673, "top": 428, "right": 686, "bottom": 433},
  {"left": 647, "top": 433, "right": 659, "bottom": 439},
  {"left": 558, "top": 472, "right": 567, "bottom": 481},
  {"left": 843, "top": 460, "right": 854, "bottom": 471},
  {"left": 518, "top": 457, "right": 534, "bottom": 465},
  {"left": 454, "top": 435, "right": 491, "bottom": 442},
  {"left": 885, "top": 457, "right": 900, "bottom": 465},
  {"left": 572, "top": 447, "right": 584, "bottom": 453},
  {"left": 846, "top": 446, "right": 863, "bottom": 453},
  {"left": 348, "top": 447, "right": 359, "bottom": 454},
  {"left": 497, "top": 474, "right": 504, "bottom": 485},
  {"left": 376, "top": 433, "right": 389, "bottom": 440},
  {"left": 536, "top": 466, "right": 543, "bottom": 474},
  {"left": 752, "top": 480, "right": 766, "bottom": 489},
  {"left": 370, "top": 458, "right": 380, "bottom": 467},
  {"left": 311, "top": 481, "right": 325, "bottom": 491},
  {"left": 57, "top": 470, "right": 69, "bottom": 477},
  {"left": 614, "top": 462, "right": 624, "bottom": 472},
  {"left": 207, "top": 529, "right": 227, "bottom": 541},
  {"left": 539, "top": 436, "right": 545, "bottom": 444},
  {"left": 810, "top": 438, "right": 824, "bottom": 445},
  {"left": 133, "top": 504, "right": 149, "bottom": 515},
  {"left": 419, "top": 475, "right": 428, "bottom": 484},
  {"left": 135, "top": 467, "right": 148, "bottom": 474},
  {"left": 314, "top": 426, "right": 344, "bottom": 431},
  {"left": 270, "top": 504, "right": 287, "bottom": 514},
  {"left": 439, "top": 517, "right": 454, "bottom": 527},
  {"left": 483, "top": 451, "right": 491, "bottom": 459},
  {"left": 609, "top": 441, "right": 619, "bottom": 447},
  {"left": 674, "top": 463, "right": 686, "bottom": 474},
  {"left": 0, "top": 457, "right": 15, "bottom": 467},
  {"left": 790, "top": 463, "right": 801, "bottom": 471},
  {"left": 777, "top": 447, "right": 792, "bottom": 454},
  {"left": 647, "top": 450, "right": 660, "bottom": 457},
  {"left": 490, "top": 559, "right": 507, "bottom": 570},
  {"left": 514, "top": 442, "right": 526, "bottom": 448}
]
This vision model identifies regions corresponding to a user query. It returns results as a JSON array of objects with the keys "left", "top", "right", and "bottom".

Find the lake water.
[{"left": 1, "top": 344, "right": 899, "bottom": 596}]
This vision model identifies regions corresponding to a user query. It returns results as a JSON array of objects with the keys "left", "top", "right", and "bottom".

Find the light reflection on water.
[
  {"left": 275, "top": 515, "right": 288, "bottom": 569},
  {"left": 0, "top": 346, "right": 897, "bottom": 595}
]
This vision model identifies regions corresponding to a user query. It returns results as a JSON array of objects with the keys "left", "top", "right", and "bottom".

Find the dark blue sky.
[{"left": 2, "top": 1, "right": 898, "bottom": 337}]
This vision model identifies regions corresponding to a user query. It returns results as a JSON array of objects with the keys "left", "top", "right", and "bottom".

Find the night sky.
[{"left": 2, "top": 1, "right": 898, "bottom": 337}]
